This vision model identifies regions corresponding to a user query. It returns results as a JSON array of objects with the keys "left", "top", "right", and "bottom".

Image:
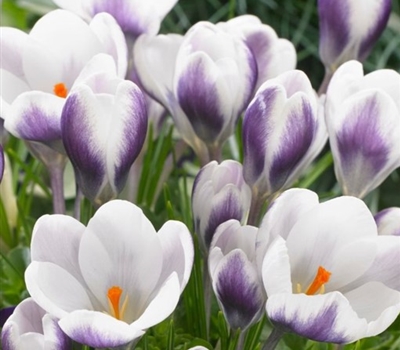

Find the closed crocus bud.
[
  {"left": 259, "top": 189, "right": 400, "bottom": 343},
  {"left": 1, "top": 298, "right": 71, "bottom": 350},
  {"left": 243, "top": 70, "right": 327, "bottom": 218},
  {"left": 217, "top": 15, "right": 296, "bottom": 91},
  {"left": 52, "top": 0, "right": 178, "bottom": 40},
  {"left": 318, "top": 0, "right": 391, "bottom": 74},
  {"left": 25, "top": 200, "right": 194, "bottom": 348},
  {"left": 192, "top": 160, "right": 251, "bottom": 252},
  {"left": 134, "top": 22, "right": 257, "bottom": 163},
  {"left": 325, "top": 60, "right": 400, "bottom": 198},
  {"left": 61, "top": 57, "right": 148, "bottom": 206},
  {"left": 209, "top": 220, "right": 264, "bottom": 331}
]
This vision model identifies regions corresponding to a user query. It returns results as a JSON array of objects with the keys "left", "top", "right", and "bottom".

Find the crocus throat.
[
  {"left": 306, "top": 266, "right": 332, "bottom": 295},
  {"left": 53, "top": 83, "right": 68, "bottom": 98},
  {"left": 107, "top": 286, "right": 123, "bottom": 320}
]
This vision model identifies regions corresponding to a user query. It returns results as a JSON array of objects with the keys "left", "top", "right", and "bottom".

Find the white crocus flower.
[
  {"left": 24, "top": 200, "right": 194, "bottom": 348},
  {"left": 259, "top": 188, "right": 400, "bottom": 343}
]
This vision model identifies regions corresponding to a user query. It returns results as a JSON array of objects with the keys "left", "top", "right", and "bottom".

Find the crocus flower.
[
  {"left": 217, "top": 15, "right": 296, "bottom": 91},
  {"left": 25, "top": 200, "right": 194, "bottom": 348},
  {"left": 259, "top": 188, "right": 400, "bottom": 343},
  {"left": 209, "top": 220, "right": 264, "bottom": 331},
  {"left": 192, "top": 160, "right": 251, "bottom": 252},
  {"left": 242, "top": 70, "right": 327, "bottom": 219},
  {"left": 61, "top": 55, "right": 148, "bottom": 206},
  {"left": 52, "top": 0, "right": 178, "bottom": 40},
  {"left": 318, "top": 0, "right": 391, "bottom": 74},
  {"left": 325, "top": 60, "right": 400, "bottom": 198},
  {"left": 1, "top": 298, "right": 71, "bottom": 350},
  {"left": 133, "top": 22, "right": 257, "bottom": 163},
  {"left": 1, "top": 9, "right": 127, "bottom": 148}
]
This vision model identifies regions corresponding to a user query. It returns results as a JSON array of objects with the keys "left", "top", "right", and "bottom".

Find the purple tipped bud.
[
  {"left": 192, "top": 160, "right": 251, "bottom": 252},
  {"left": 209, "top": 220, "right": 265, "bottom": 331},
  {"left": 243, "top": 70, "right": 327, "bottom": 200},
  {"left": 318, "top": 0, "right": 391, "bottom": 73},
  {"left": 61, "top": 70, "right": 147, "bottom": 206},
  {"left": 1, "top": 298, "right": 71, "bottom": 350}
]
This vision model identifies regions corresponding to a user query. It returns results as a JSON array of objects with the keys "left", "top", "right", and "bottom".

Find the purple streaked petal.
[
  {"left": 267, "top": 292, "right": 364, "bottom": 343},
  {"left": 358, "top": 0, "right": 392, "bottom": 61},
  {"left": 59, "top": 310, "right": 144, "bottom": 348},
  {"left": 269, "top": 97, "right": 316, "bottom": 192},
  {"left": 5, "top": 91, "right": 64, "bottom": 142},
  {"left": 374, "top": 208, "right": 400, "bottom": 236},
  {"left": 318, "top": 0, "right": 350, "bottom": 68},
  {"left": 61, "top": 89, "right": 105, "bottom": 202},
  {"left": 214, "top": 250, "right": 264, "bottom": 330},
  {"left": 332, "top": 90, "right": 399, "bottom": 197},
  {"left": 42, "top": 313, "right": 72, "bottom": 350},
  {"left": 204, "top": 189, "right": 244, "bottom": 248},
  {"left": 177, "top": 53, "right": 226, "bottom": 143},
  {"left": 243, "top": 86, "right": 282, "bottom": 187},
  {"left": 109, "top": 81, "right": 147, "bottom": 193}
]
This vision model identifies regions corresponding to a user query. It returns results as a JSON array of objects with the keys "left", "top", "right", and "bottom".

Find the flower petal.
[
  {"left": 375, "top": 208, "right": 400, "bottom": 236},
  {"left": 156, "top": 221, "right": 194, "bottom": 292},
  {"left": 59, "top": 310, "right": 144, "bottom": 348},
  {"left": 5, "top": 91, "right": 64, "bottom": 143},
  {"left": 25, "top": 262, "right": 93, "bottom": 320},
  {"left": 266, "top": 292, "right": 366, "bottom": 343}
]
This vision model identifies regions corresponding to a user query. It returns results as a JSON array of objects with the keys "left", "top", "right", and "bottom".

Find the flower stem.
[
  {"left": 317, "top": 70, "right": 334, "bottom": 95},
  {"left": 203, "top": 255, "right": 212, "bottom": 337},
  {"left": 73, "top": 185, "right": 83, "bottom": 220},
  {"left": 262, "top": 328, "right": 284, "bottom": 350},
  {"left": 208, "top": 144, "right": 222, "bottom": 163},
  {"left": 48, "top": 160, "right": 66, "bottom": 214},
  {"left": 247, "top": 191, "right": 265, "bottom": 226}
]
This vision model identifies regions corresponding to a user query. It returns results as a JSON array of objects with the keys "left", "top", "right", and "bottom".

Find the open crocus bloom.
[
  {"left": 243, "top": 70, "right": 327, "bottom": 201},
  {"left": 318, "top": 0, "right": 391, "bottom": 74},
  {"left": 192, "top": 160, "right": 251, "bottom": 252},
  {"left": 1, "top": 9, "right": 127, "bottom": 147},
  {"left": 52, "top": 0, "right": 178, "bottom": 40},
  {"left": 24, "top": 200, "right": 194, "bottom": 348},
  {"left": 133, "top": 21, "right": 256, "bottom": 161},
  {"left": 61, "top": 55, "right": 148, "bottom": 206},
  {"left": 1, "top": 298, "right": 71, "bottom": 350},
  {"left": 325, "top": 60, "right": 400, "bottom": 198},
  {"left": 259, "top": 189, "right": 400, "bottom": 343},
  {"left": 209, "top": 220, "right": 264, "bottom": 331}
]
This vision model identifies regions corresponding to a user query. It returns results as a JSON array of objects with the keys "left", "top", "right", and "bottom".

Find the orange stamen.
[
  {"left": 306, "top": 266, "right": 332, "bottom": 295},
  {"left": 107, "top": 286, "right": 123, "bottom": 320},
  {"left": 53, "top": 83, "right": 68, "bottom": 98}
]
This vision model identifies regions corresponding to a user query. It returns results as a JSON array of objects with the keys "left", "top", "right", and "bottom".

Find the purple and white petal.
[
  {"left": 0, "top": 145, "right": 4, "bottom": 183},
  {"left": 213, "top": 250, "right": 264, "bottom": 330},
  {"left": 5, "top": 92, "right": 64, "bottom": 144},
  {"left": 375, "top": 208, "right": 400, "bottom": 236},
  {"left": 266, "top": 292, "right": 365, "bottom": 343},
  {"left": 0, "top": 27, "right": 28, "bottom": 79},
  {"left": 328, "top": 89, "right": 400, "bottom": 198},
  {"left": 59, "top": 310, "right": 143, "bottom": 348}
]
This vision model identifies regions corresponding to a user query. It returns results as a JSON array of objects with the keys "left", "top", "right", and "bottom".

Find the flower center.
[
  {"left": 305, "top": 266, "right": 332, "bottom": 295},
  {"left": 107, "top": 286, "right": 128, "bottom": 320},
  {"left": 53, "top": 83, "right": 68, "bottom": 98}
]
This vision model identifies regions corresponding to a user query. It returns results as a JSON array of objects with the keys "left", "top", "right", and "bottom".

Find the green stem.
[
  {"left": 48, "top": 159, "right": 66, "bottom": 215},
  {"left": 247, "top": 191, "right": 265, "bottom": 226},
  {"left": 261, "top": 328, "right": 284, "bottom": 350},
  {"left": 208, "top": 143, "right": 222, "bottom": 163},
  {"left": 203, "top": 254, "right": 212, "bottom": 338}
]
